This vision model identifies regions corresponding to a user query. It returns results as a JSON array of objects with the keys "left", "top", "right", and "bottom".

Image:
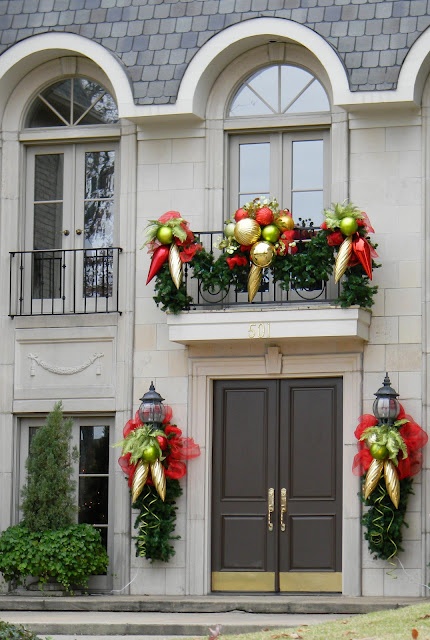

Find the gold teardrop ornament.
[
  {"left": 250, "top": 241, "right": 275, "bottom": 268},
  {"left": 247, "top": 264, "right": 263, "bottom": 303},
  {"left": 131, "top": 460, "right": 150, "bottom": 503},
  {"left": 334, "top": 234, "right": 353, "bottom": 283},
  {"left": 169, "top": 243, "right": 183, "bottom": 289},
  {"left": 384, "top": 459, "right": 400, "bottom": 509},
  {"left": 234, "top": 218, "right": 261, "bottom": 246},
  {"left": 363, "top": 457, "right": 383, "bottom": 500},
  {"left": 151, "top": 458, "right": 166, "bottom": 501}
]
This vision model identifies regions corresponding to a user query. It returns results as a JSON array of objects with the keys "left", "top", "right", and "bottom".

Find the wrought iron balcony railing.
[
  {"left": 9, "top": 247, "right": 122, "bottom": 317},
  {"left": 179, "top": 229, "right": 340, "bottom": 309}
]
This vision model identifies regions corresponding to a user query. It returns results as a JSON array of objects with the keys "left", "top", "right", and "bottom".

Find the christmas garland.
[
  {"left": 117, "top": 408, "right": 200, "bottom": 562},
  {"left": 143, "top": 199, "right": 379, "bottom": 314},
  {"left": 353, "top": 406, "right": 427, "bottom": 561}
]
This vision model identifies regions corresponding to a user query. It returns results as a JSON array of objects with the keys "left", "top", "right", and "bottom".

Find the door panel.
[
  {"left": 212, "top": 381, "right": 278, "bottom": 589},
  {"left": 212, "top": 378, "right": 342, "bottom": 593}
]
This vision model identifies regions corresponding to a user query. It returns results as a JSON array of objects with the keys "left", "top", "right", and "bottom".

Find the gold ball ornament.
[
  {"left": 276, "top": 214, "right": 295, "bottom": 231},
  {"left": 234, "top": 218, "right": 261, "bottom": 245},
  {"left": 250, "top": 241, "right": 276, "bottom": 268}
]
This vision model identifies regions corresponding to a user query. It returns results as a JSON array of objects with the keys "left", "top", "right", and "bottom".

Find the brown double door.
[{"left": 212, "top": 378, "right": 342, "bottom": 592}]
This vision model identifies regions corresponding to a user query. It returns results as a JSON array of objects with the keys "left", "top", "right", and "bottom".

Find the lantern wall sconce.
[{"left": 372, "top": 372, "right": 400, "bottom": 425}]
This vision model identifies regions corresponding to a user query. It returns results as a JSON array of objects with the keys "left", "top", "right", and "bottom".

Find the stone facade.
[{"left": 0, "top": 0, "right": 429, "bottom": 598}]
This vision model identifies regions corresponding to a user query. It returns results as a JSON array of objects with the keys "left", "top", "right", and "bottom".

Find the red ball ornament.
[
  {"left": 156, "top": 435, "right": 168, "bottom": 450},
  {"left": 255, "top": 206, "right": 274, "bottom": 226},
  {"left": 234, "top": 208, "right": 249, "bottom": 222}
]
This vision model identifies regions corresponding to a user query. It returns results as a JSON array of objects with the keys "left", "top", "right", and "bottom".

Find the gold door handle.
[
  {"left": 61, "top": 229, "right": 70, "bottom": 236},
  {"left": 75, "top": 228, "right": 83, "bottom": 235},
  {"left": 280, "top": 488, "right": 287, "bottom": 532},
  {"left": 268, "top": 488, "right": 274, "bottom": 532}
]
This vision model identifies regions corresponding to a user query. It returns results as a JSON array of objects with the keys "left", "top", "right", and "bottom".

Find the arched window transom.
[
  {"left": 229, "top": 64, "right": 329, "bottom": 117},
  {"left": 26, "top": 77, "right": 118, "bottom": 128}
]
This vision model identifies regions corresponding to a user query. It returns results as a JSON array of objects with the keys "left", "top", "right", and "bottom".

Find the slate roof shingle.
[{"left": 0, "top": 0, "right": 427, "bottom": 104}]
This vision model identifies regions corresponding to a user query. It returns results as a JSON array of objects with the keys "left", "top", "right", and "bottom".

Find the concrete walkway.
[{"left": 0, "top": 594, "right": 426, "bottom": 638}]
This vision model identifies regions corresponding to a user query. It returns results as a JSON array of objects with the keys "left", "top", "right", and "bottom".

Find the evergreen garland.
[
  {"left": 151, "top": 230, "right": 378, "bottom": 315},
  {"left": 361, "top": 476, "right": 414, "bottom": 561},
  {"left": 133, "top": 479, "right": 183, "bottom": 562}
]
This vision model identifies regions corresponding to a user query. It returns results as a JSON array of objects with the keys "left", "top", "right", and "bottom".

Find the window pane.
[
  {"left": 248, "top": 66, "right": 278, "bottom": 111},
  {"left": 281, "top": 66, "right": 313, "bottom": 112},
  {"left": 27, "top": 99, "right": 67, "bottom": 127},
  {"left": 74, "top": 79, "right": 118, "bottom": 124},
  {"left": 288, "top": 81, "right": 330, "bottom": 113},
  {"left": 39, "top": 80, "right": 71, "bottom": 124},
  {"left": 33, "top": 203, "right": 63, "bottom": 250},
  {"left": 239, "top": 143, "right": 270, "bottom": 195},
  {"left": 79, "top": 476, "right": 108, "bottom": 525},
  {"left": 229, "top": 85, "right": 273, "bottom": 117},
  {"left": 292, "top": 191, "right": 324, "bottom": 225},
  {"left": 32, "top": 250, "right": 63, "bottom": 299},
  {"left": 34, "top": 154, "right": 64, "bottom": 201},
  {"left": 292, "top": 140, "right": 323, "bottom": 190},
  {"left": 85, "top": 151, "right": 115, "bottom": 200},
  {"left": 80, "top": 426, "right": 109, "bottom": 474}
]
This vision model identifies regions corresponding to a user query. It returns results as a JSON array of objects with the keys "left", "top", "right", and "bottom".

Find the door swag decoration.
[
  {"left": 142, "top": 199, "right": 379, "bottom": 313},
  {"left": 116, "top": 384, "right": 200, "bottom": 562},
  {"left": 352, "top": 375, "right": 428, "bottom": 561}
]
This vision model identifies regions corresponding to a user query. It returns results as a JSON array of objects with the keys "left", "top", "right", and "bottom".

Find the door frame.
[{"left": 186, "top": 351, "right": 363, "bottom": 596}]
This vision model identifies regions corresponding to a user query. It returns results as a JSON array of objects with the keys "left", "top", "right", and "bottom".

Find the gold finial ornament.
[
  {"left": 151, "top": 458, "right": 166, "bottom": 501},
  {"left": 132, "top": 460, "right": 150, "bottom": 503},
  {"left": 247, "top": 264, "right": 263, "bottom": 303},
  {"left": 363, "top": 457, "right": 383, "bottom": 500},
  {"left": 383, "top": 459, "right": 400, "bottom": 508},
  {"left": 334, "top": 234, "right": 353, "bottom": 283},
  {"left": 169, "top": 243, "right": 183, "bottom": 289}
]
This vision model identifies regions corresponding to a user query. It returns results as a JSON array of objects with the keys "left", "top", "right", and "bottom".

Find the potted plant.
[
  {"left": 0, "top": 402, "right": 108, "bottom": 594},
  {"left": 0, "top": 620, "right": 51, "bottom": 640}
]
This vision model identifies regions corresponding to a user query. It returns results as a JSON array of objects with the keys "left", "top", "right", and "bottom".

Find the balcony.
[
  {"left": 161, "top": 230, "right": 372, "bottom": 344},
  {"left": 9, "top": 247, "right": 122, "bottom": 317}
]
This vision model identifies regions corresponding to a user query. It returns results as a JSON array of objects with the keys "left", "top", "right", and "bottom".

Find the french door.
[
  {"left": 25, "top": 143, "right": 117, "bottom": 313},
  {"left": 212, "top": 378, "right": 342, "bottom": 592}
]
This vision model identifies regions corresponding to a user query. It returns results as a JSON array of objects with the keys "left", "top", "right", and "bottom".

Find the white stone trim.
[
  {"left": 0, "top": 33, "right": 133, "bottom": 120},
  {"left": 186, "top": 352, "right": 363, "bottom": 595},
  {"left": 167, "top": 307, "right": 372, "bottom": 344}
]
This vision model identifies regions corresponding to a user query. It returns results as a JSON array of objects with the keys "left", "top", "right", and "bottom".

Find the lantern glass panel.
[
  {"left": 372, "top": 396, "right": 400, "bottom": 421},
  {"left": 139, "top": 402, "right": 167, "bottom": 425}
]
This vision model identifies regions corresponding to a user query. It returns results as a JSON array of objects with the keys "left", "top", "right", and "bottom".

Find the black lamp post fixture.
[
  {"left": 138, "top": 381, "right": 168, "bottom": 427},
  {"left": 372, "top": 372, "right": 400, "bottom": 425}
]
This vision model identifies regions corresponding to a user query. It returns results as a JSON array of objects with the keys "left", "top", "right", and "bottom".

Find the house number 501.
[{"left": 248, "top": 323, "right": 270, "bottom": 338}]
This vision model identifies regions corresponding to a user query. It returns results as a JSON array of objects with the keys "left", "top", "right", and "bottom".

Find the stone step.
[
  {"left": 0, "top": 594, "right": 424, "bottom": 614},
  {"left": 0, "top": 609, "right": 360, "bottom": 637}
]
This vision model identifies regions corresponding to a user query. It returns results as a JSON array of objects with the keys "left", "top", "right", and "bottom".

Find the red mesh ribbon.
[
  {"left": 118, "top": 413, "right": 201, "bottom": 485},
  {"left": 352, "top": 406, "right": 428, "bottom": 479}
]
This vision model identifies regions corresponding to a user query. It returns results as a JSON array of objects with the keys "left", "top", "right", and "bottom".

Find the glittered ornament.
[
  {"left": 276, "top": 214, "right": 295, "bottom": 231},
  {"left": 234, "top": 218, "right": 261, "bottom": 246}
]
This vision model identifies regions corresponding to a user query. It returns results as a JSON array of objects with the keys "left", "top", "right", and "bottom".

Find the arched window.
[
  {"left": 229, "top": 64, "right": 329, "bottom": 117},
  {"left": 227, "top": 64, "right": 330, "bottom": 225},
  {"left": 26, "top": 77, "right": 118, "bottom": 127},
  {"left": 22, "top": 77, "right": 119, "bottom": 312}
]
